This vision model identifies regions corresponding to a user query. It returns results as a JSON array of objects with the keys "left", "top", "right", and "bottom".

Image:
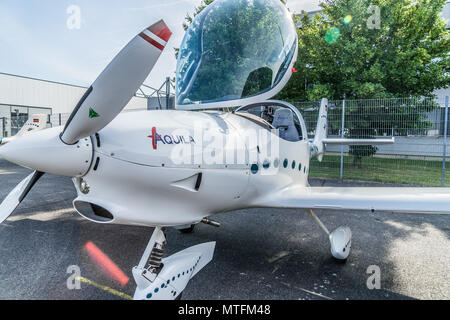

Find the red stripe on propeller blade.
[
  {"left": 139, "top": 33, "right": 164, "bottom": 51},
  {"left": 147, "top": 20, "right": 172, "bottom": 42}
]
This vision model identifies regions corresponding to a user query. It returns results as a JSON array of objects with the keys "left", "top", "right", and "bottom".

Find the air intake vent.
[
  {"left": 170, "top": 173, "right": 203, "bottom": 192},
  {"left": 74, "top": 200, "right": 114, "bottom": 223}
]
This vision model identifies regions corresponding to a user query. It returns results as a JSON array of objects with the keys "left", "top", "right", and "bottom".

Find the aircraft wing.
[{"left": 257, "top": 186, "right": 450, "bottom": 214}]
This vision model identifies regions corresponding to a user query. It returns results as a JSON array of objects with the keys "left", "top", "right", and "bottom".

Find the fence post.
[
  {"left": 340, "top": 96, "right": 346, "bottom": 181},
  {"left": 59, "top": 113, "right": 62, "bottom": 126},
  {"left": 165, "top": 77, "right": 171, "bottom": 110},
  {"left": 442, "top": 96, "right": 449, "bottom": 187}
]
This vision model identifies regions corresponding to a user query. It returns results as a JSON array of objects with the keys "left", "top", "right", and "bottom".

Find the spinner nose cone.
[{"left": 0, "top": 127, "right": 93, "bottom": 177}]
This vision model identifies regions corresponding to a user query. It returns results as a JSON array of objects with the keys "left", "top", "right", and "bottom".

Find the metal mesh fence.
[
  {"left": 10, "top": 115, "right": 30, "bottom": 136},
  {"left": 294, "top": 97, "right": 450, "bottom": 187},
  {"left": 1, "top": 113, "right": 71, "bottom": 137},
  {"left": 0, "top": 118, "right": 4, "bottom": 137},
  {"left": 4, "top": 110, "right": 147, "bottom": 131},
  {"left": 48, "top": 113, "right": 71, "bottom": 128}
]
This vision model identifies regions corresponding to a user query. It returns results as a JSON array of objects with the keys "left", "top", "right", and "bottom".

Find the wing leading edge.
[{"left": 257, "top": 186, "right": 450, "bottom": 214}]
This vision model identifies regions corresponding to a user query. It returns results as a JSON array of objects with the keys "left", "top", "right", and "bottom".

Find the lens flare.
[
  {"left": 84, "top": 241, "right": 129, "bottom": 286},
  {"left": 343, "top": 15, "right": 352, "bottom": 25},
  {"left": 325, "top": 27, "right": 341, "bottom": 43}
]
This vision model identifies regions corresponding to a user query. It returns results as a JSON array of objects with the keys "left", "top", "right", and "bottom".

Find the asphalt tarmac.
[{"left": 0, "top": 159, "right": 449, "bottom": 300}]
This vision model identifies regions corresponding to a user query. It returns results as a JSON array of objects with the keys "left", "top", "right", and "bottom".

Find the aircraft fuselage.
[{"left": 72, "top": 110, "right": 310, "bottom": 226}]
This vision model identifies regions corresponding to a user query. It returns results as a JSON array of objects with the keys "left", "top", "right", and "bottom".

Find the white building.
[{"left": 0, "top": 72, "right": 148, "bottom": 137}]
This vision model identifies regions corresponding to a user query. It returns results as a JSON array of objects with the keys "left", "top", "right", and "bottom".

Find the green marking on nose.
[{"left": 89, "top": 108, "right": 99, "bottom": 118}]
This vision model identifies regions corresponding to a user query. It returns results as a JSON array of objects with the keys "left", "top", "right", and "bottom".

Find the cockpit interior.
[{"left": 235, "top": 101, "right": 307, "bottom": 142}]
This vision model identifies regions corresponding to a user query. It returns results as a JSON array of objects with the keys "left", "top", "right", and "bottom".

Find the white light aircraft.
[
  {"left": 0, "top": 114, "right": 47, "bottom": 145},
  {"left": 1, "top": 0, "right": 449, "bottom": 300}
]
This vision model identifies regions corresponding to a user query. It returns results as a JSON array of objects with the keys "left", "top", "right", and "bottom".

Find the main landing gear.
[
  {"left": 177, "top": 224, "right": 196, "bottom": 234},
  {"left": 176, "top": 218, "right": 221, "bottom": 234},
  {"left": 306, "top": 209, "right": 352, "bottom": 261},
  {"left": 132, "top": 226, "right": 216, "bottom": 300}
]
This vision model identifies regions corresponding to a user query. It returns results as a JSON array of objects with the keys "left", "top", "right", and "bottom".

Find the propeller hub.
[{"left": 0, "top": 127, "right": 93, "bottom": 177}]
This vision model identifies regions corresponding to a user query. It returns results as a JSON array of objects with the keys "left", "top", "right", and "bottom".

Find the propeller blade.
[
  {"left": 0, "top": 171, "right": 44, "bottom": 224},
  {"left": 60, "top": 20, "right": 172, "bottom": 145}
]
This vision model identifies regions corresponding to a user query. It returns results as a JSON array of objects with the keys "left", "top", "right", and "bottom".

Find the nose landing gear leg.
[{"left": 132, "top": 226, "right": 216, "bottom": 300}]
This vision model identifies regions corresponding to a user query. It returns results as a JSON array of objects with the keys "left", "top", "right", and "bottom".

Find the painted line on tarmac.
[
  {"left": 296, "top": 286, "right": 333, "bottom": 300},
  {"left": 77, "top": 277, "right": 133, "bottom": 300}
]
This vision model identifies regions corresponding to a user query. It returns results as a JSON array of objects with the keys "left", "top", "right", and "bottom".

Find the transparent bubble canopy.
[{"left": 176, "top": 0, "right": 297, "bottom": 109}]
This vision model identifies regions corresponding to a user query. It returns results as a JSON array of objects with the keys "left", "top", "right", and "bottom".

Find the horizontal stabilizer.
[
  {"left": 322, "top": 138, "right": 395, "bottom": 145},
  {"left": 310, "top": 98, "right": 396, "bottom": 161}
]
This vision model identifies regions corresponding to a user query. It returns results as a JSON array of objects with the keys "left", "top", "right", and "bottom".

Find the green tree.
[
  {"left": 278, "top": 0, "right": 449, "bottom": 166},
  {"left": 282, "top": 0, "right": 449, "bottom": 100}
]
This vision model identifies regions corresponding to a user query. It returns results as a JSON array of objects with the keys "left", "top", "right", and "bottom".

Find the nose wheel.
[
  {"left": 306, "top": 209, "right": 352, "bottom": 261},
  {"left": 175, "top": 219, "right": 221, "bottom": 234},
  {"left": 132, "top": 226, "right": 216, "bottom": 300}
]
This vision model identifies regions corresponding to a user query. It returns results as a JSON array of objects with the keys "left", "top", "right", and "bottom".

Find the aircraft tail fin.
[
  {"left": 310, "top": 98, "right": 328, "bottom": 162},
  {"left": 15, "top": 114, "right": 47, "bottom": 138},
  {"left": 310, "top": 98, "right": 395, "bottom": 162},
  {"left": 1, "top": 114, "right": 47, "bottom": 146}
]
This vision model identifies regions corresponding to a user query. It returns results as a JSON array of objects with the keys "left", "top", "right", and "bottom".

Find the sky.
[{"left": 0, "top": 0, "right": 321, "bottom": 90}]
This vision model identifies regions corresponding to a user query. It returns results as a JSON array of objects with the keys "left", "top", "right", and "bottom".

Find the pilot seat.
[{"left": 272, "top": 108, "right": 300, "bottom": 142}]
